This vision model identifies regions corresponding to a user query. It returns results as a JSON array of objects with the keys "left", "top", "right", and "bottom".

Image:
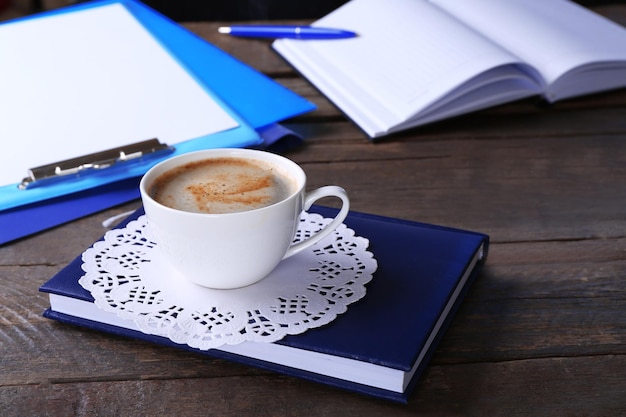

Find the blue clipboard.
[
  {"left": 0, "top": 0, "right": 315, "bottom": 212},
  {"left": 0, "top": 0, "right": 315, "bottom": 245}
]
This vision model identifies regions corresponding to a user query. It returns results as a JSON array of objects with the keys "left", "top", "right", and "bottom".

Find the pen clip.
[{"left": 19, "top": 138, "right": 173, "bottom": 190}]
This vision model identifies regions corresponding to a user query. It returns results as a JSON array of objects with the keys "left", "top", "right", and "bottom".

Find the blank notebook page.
[{"left": 299, "top": 0, "right": 522, "bottom": 120}]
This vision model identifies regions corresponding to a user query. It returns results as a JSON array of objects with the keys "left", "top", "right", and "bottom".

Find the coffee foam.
[{"left": 150, "top": 157, "right": 295, "bottom": 214}]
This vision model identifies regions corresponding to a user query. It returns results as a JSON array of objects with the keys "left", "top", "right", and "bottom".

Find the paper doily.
[{"left": 79, "top": 212, "right": 377, "bottom": 350}]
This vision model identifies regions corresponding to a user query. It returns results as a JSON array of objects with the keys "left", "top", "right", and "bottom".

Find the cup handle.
[{"left": 283, "top": 185, "right": 350, "bottom": 259}]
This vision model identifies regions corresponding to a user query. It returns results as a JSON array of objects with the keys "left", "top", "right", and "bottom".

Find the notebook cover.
[{"left": 40, "top": 206, "right": 489, "bottom": 402}]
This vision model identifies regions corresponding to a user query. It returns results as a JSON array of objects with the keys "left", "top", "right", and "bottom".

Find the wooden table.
[{"left": 2, "top": 6, "right": 625, "bottom": 416}]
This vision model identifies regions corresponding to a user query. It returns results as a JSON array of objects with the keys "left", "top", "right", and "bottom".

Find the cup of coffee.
[{"left": 139, "top": 148, "right": 350, "bottom": 289}]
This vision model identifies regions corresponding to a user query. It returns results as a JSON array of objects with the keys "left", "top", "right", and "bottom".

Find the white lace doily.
[{"left": 79, "top": 212, "right": 377, "bottom": 350}]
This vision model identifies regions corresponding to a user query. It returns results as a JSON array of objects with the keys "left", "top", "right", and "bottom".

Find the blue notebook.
[
  {"left": 40, "top": 206, "right": 489, "bottom": 403},
  {"left": 0, "top": 0, "right": 315, "bottom": 211}
]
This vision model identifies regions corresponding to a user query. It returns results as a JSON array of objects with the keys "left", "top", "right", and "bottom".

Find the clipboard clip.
[{"left": 19, "top": 138, "right": 174, "bottom": 190}]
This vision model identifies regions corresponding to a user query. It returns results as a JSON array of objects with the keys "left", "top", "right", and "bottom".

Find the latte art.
[{"left": 150, "top": 157, "right": 295, "bottom": 214}]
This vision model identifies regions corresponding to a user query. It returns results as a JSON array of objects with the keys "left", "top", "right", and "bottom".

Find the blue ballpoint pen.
[{"left": 218, "top": 25, "right": 357, "bottom": 40}]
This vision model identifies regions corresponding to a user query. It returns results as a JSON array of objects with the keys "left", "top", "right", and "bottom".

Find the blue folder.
[{"left": 0, "top": 0, "right": 315, "bottom": 244}]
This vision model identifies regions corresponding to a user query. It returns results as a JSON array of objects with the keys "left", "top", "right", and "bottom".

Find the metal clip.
[{"left": 19, "top": 138, "right": 173, "bottom": 190}]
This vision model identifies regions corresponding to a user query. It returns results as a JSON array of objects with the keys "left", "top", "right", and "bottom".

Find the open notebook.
[{"left": 274, "top": 0, "right": 626, "bottom": 138}]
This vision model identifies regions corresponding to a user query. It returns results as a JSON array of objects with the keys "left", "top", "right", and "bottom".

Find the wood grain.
[{"left": 1, "top": 5, "right": 625, "bottom": 417}]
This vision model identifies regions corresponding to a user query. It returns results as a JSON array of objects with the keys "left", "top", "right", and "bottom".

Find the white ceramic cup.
[{"left": 139, "top": 148, "right": 350, "bottom": 289}]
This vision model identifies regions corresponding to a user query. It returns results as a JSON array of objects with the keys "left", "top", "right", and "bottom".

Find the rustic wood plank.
[
  {"left": 1, "top": 356, "right": 623, "bottom": 416},
  {"left": 290, "top": 133, "right": 626, "bottom": 241}
]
